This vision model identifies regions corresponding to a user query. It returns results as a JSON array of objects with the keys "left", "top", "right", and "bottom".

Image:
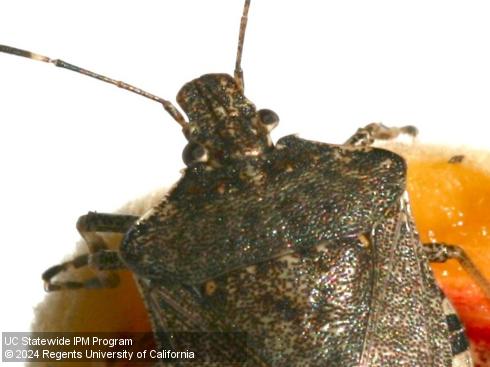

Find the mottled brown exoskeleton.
[{"left": 2, "top": 1, "right": 489, "bottom": 366}]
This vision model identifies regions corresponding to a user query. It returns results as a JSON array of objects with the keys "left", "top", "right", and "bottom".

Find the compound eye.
[
  {"left": 182, "top": 141, "right": 207, "bottom": 166},
  {"left": 258, "top": 109, "right": 280, "bottom": 131}
]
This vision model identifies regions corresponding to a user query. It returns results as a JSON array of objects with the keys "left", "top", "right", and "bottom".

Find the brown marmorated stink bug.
[{"left": 2, "top": 1, "right": 490, "bottom": 366}]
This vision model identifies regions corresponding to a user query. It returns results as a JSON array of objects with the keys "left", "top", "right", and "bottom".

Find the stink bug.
[{"left": 1, "top": 1, "right": 490, "bottom": 366}]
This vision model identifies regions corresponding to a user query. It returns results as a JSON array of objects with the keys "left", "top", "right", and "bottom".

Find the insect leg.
[
  {"left": 42, "top": 212, "right": 138, "bottom": 292},
  {"left": 424, "top": 242, "right": 490, "bottom": 298},
  {"left": 75, "top": 212, "right": 138, "bottom": 252},
  {"left": 42, "top": 251, "right": 123, "bottom": 291},
  {"left": 344, "top": 122, "right": 418, "bottom": 146}
]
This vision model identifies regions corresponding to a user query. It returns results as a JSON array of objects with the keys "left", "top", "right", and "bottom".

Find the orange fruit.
[{"left": 387, "top": 143, "right": 490, "bottom": 366}]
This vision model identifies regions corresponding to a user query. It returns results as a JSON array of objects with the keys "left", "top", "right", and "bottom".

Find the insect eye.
[
  {"left": 258, "top": 109, "right": 280, "bottom": 130},
  {"left": 182, "top": 141, "right": 208, "bottom": 166}
]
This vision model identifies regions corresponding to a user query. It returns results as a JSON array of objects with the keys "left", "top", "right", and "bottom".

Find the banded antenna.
[
  {"left": 0, "top": 0, "right": 252, "bottom": 129},
  {"left": 234, "top": 0, "right": 251, "bottom": 92},
  {"left": 0, "top": 44, "right": 187, "bottom": 129}
]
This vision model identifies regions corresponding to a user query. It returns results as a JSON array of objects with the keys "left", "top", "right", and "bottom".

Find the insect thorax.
[{"left": 177, "top": 73, "right": 273, "bottom": 165}]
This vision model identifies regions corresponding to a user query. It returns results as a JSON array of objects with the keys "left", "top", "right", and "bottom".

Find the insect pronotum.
[{"left": 0, "top": 0, "right": 490, "bottom": 367}]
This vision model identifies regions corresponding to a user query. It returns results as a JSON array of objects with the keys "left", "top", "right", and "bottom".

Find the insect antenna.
[
  {"left": 234, "top": 0, "right": 251, "bottom": 92},
  {"left": 0, "top": 44, "right": 188, "bottom": 130}
]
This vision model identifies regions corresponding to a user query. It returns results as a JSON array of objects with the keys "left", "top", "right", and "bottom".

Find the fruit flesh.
[
  {"left": 406, "top": 151, "right": 490, "bottom": 341},
  {"left": 387, "top": 143, "right": 490, "bottom": 367}
]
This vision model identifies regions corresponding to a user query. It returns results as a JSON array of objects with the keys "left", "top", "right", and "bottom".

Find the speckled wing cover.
[
  {"left": 358, "top": 194, "right": 452, "bottom": 366},
  {"left": 122, "top": 137, "right": 455, "bottom": 366}
]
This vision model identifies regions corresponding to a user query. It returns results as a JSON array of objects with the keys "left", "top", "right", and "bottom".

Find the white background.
[{"left": 0, "top": 0, "right": 489, "bottom": 343}]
